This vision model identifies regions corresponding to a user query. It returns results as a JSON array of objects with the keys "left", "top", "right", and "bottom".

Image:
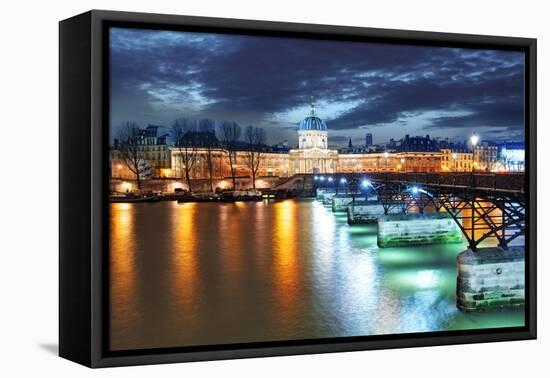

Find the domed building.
[
  {"left": 298, "top": 104, "right": 328, "bottom": 149},
  {"left": 289, "top": 103, "right": 339, "bottom": 174}
]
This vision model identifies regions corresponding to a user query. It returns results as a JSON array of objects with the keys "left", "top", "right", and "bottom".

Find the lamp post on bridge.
[
  {"left": 361, "top": 179, "right": 372, "bottom": 200},
  {"left": 470, "top": 134, "right": 479, "bottom": 176},
  {"left": 469, "top": 134, "right": 480, "bottom": 250},
  {"left": 340, "top": 177, "right": 348, "bottom": 194},
  {"left": 383, "top": 151, "right": 389, "bottom": 184}
]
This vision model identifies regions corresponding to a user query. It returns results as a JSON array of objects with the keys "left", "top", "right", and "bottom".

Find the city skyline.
[{"left": 110, "top": 27, "right": 525, "bottom": 147}]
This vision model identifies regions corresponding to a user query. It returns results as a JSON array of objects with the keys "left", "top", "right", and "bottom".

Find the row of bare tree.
[{"left": 115, "top": 119, "right": 267, "bottom": 192}]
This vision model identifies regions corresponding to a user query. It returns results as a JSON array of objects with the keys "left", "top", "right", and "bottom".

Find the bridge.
[{"left": 312, "top": 172, "right": 526, "bottom": 251}]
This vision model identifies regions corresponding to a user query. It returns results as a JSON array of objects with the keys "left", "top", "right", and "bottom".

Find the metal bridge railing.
[{"left": 362, "top": 172, "right": 525, "bottom": 193}]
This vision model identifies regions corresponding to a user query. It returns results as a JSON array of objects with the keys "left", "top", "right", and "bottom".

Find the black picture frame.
[{"left": 59, "top": 9, "right": 537, "bottom": 368}]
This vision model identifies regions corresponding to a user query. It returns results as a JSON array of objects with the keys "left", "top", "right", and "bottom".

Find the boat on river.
[
  {"left": 219, "top": 190, "right": 262, "bottom": 201},
  {"left": 110, "top": 192, "right": 163, "bottom": 203}
]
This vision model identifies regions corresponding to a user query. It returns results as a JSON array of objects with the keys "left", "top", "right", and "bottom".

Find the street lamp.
[
  {"left": 340, "top": 177, "right": 348, "bottom": 194},
  {"left": 468, "top": 134, "right": 480, "bottom": 243},
  {"left": 361, "top": 179, "right": 371, "bottom": 200},
  {"left": 470, "top": 134, "right": 479, "bottom": 147},
  {"left": 319, "top": 175, "right": 326, "bottom": 190},
  {"left": 470, "top": 134, "right": 479, "bottom": 173},
  {"left": 383, "top": 151, "right": 390, "bottom": 181}
]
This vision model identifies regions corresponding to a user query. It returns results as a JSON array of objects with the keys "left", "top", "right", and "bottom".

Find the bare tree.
[
  {"left": 116, "top": 121, "right": 147, "bottom": 190},
  {"left": 244, "top": 125, "right": 266, "bottom": 190},
  {"left": 172, "top": 118, "right": 198, "bottom": 193},
  {"left": 219, "top": 121, "right": 242, "bottom": 190},
  {"left": 198, "top": 118, "right": 217, "bottom": 192}
]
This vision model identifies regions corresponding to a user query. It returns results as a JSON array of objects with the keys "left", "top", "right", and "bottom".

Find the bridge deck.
[{"left": 326, "top": 172, "right": 525, "bottom": 194}]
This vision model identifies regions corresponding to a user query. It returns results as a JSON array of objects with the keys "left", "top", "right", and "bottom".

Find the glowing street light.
[
  {"left": 361, "top": 179, "right": 371, "bottom": 189},
  {"left": 327, "top": 177, "right": 334, "bottom": 182},
  {"left": 382, "top": 151, "right": 390, "bottom": 173},
  {"left": 340, "top": 177, "right": 347, "bottom": 184},
  {"left": 411, "top": 186, "right": 420, "bottom": 195},
  {"left": 470, "top": 134, "right": 480, "bottom": 174},
  {"left": 470, "top": 134, "right": 479, "bottom": 147}
]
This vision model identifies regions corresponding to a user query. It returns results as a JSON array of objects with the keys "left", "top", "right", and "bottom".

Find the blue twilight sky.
[{"left": 109, "top": 27, "right": 525, "bottom": 147}]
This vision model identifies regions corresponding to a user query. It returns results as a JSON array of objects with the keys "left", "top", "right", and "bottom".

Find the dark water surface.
[{"left": 109, "top": 199, "right": 524, "bottom": 351}]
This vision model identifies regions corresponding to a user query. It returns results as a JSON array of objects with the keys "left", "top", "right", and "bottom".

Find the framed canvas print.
[{"left": 59, "top": 10, "right": 536, "bottom": 368}]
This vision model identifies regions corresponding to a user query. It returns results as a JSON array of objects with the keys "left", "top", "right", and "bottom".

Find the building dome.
[
  {"left": 298, "top": 103, "right": 327, "bottom": 131},
  {"left": 299, "top": 116, "right": 327, "bottom": 131}
]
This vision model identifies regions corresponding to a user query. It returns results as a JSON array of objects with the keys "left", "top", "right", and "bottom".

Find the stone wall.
[
  {"left": 347, "top": 200, "right": 400, "bottom": 224},
  {"left": 318, "top": 192, "right": 336, "bottom": 205},
  {"left": 332, "top": 194, "right": 357, "bottom": 212},
  {"left": 456, "top": 246, "right": 525, "bottom": 312},
  {"left": 110, "top": 176, "right": 284, "bottom": 193},
  {"left": 377, "top": 213, "right": 463, "bottom": 247}
]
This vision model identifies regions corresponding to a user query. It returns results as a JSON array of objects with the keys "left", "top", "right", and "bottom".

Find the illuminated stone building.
[
  {"left": 288, "top": 103, "right": 339, "bottom": 174},
  {"left": 396, "top": 152, "right": 441, "bottom": 173},
  {"left": 474, "top": 145, "right": 498, "bottom": 171},
  {"left": 110, "top": 125, "right": 171, "bottom": 179},
  {"left": 441, "top": 149, "right": 473, "bottom": 172},
  {"left": 171, "top": 149, "right": 290, "bottom": 180},
  {"left": 111, "top": 105, "right": 480, "bottom": 188}
]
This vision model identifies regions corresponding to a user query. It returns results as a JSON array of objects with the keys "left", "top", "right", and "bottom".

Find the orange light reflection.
[
  {"left": 273, "top": 200, "right": 299, "bottom": 316},
  {"left": 171, "top": 202, "right": 199, "bottom": 306}
]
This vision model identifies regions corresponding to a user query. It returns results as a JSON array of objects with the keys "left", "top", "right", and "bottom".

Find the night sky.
[{"left": 109, "top": 27, "right": 525, "bottom": 147}]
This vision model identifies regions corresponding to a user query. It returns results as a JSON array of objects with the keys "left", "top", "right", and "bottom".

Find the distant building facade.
[
  {"left": 499, "top": 142, "right": 525, "bottom": 172},
  {"left": 398, "top": 134, "right": 438, "bottom": 152},
  {"left": 440, "top": 149, "right": 473, "bottom": 172},
  {"left": 109, "top": 105, "right": 523, "bottom": 189},
  {"left": 171, "top": 149, "right": 291, "bottom": 180},
  {"left": 365, "top": 133, "right": 373, "bottom": 147},
  {"left": 288, "top": 103, "right": 339, "bottom": 174},
  {"left": 474, "top": 145, "right": 498, "bottom": 171},
  {"left": 110, "top": 124, "right": 171, "bottom": 179}
]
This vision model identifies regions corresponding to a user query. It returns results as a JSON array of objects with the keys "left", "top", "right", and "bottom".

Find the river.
[{"left": 109, "top": 199, "right": 524, "bottom": 351}]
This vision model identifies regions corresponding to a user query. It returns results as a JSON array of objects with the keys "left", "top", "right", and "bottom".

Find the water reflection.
[
  {"left": 273, "top": 200, "right": 300, "bottom": 322},
  {"left": 109, "top": 203, "right": 137, "bottom": 349},
  {"left": 171, "top": 202, "right": 198, "bottom": 308},
  {"left": 109, "top": 200, "right": 524, "bottom": 351}
]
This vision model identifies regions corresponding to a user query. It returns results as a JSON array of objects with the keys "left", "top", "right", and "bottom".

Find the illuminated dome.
[
  {"left": 298, "top": 103, "right": 327, "bottom": 131},
  {"left": 299, "top": 116, "right": 327, "bottom": 131},
  {"left": 297, "top": 102, "right": 328, "bottom": 150}
]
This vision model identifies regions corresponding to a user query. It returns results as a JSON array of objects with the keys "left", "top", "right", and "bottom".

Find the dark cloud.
[{"left": 109, "top": 27, "right": 525, "bottom": 145}]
